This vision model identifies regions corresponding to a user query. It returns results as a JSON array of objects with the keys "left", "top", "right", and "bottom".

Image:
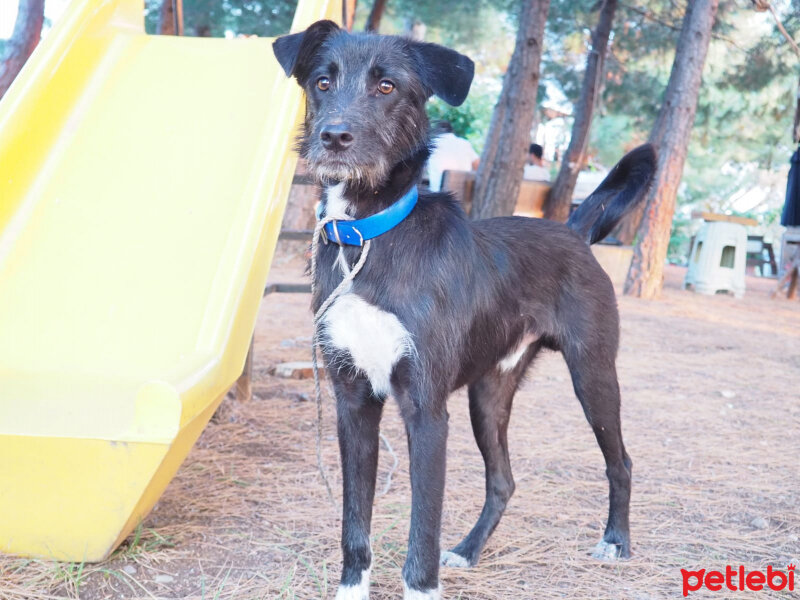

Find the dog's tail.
[{"left": 566, "top": 144, "right": 657, "bottom": 245}]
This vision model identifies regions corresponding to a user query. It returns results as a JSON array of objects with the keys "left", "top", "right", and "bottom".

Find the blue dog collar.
[{"left": 320, "top": 185, "right": 418, "bottom": 246}]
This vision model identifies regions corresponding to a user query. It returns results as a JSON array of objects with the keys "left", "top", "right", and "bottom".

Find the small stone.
[
  {"left": 720, "top": 390, "right": 736, "bottom": 399},
  {"left": 122, "top": 565, "right": 137, "bottom": 575},
  {"left": 154, "top": 575, "right": 175, "bottom": 584},
  {"left": 750, "top": 517, "right": 768, "bottom": 530},
  {"left": 274, "top": 361, "right": 326, "bottom": 380}
]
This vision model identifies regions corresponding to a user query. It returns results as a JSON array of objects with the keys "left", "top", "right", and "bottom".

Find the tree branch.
[{"left": 620, "top": 1, "right": 747, "bottom": 52}]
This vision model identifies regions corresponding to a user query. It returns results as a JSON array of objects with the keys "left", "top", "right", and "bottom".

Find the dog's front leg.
[
  {"left": 400, "top": 395, "right": 448, "bottom": 599},
  {"left": 334, "top": 375, "right": 384, "bottom": 600}
]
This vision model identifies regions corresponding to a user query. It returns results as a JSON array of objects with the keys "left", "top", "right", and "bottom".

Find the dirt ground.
[{"left": 2, "top": 247, "right": 799, "bottom": 600}]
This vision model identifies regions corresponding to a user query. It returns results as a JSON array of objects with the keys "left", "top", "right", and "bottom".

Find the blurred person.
[
  {"left": 426, "top": 121, "right": 479, "bottom": 192},
  {"left": 523, "top": 143, "right": 550, "bottom": 181}
]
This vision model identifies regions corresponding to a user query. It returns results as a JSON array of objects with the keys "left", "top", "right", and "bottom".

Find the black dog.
[{"left": 274, "top": 21, "right": 655, "bottom": 600}]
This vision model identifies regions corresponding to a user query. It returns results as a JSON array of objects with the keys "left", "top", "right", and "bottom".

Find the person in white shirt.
[
  {"left": 523, "top": 143, "right": 550, "bottom": 182},
  {"left": 426, "top": 121, "right": 480, "bottom": 192}
]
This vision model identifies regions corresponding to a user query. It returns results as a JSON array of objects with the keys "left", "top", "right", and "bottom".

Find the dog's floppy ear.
[
  {"left": 273, "top": 20, "right": 340, "bottom": 82},
  {"left": 411, "top": 42, "right": 474, "bottom": 106}
]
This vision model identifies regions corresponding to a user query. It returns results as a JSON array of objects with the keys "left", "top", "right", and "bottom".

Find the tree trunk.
[
  {"left": 472, "top": 0, "right": 551, "bottom": 220},
  {"left": 344, "top": 0, "right": 358, "bottom": 31},
  {"left": 543, "top": 0, "right": 617, "bottom": 222},
  {"left": 159, "top": 0, "right": 176, "bottom": 35},
  {"left": 614, "top": 188, "right": 644, "bottom": 243},
  {"left": 0, "top": 0, "right": 45, "bottom": 101},
  {"left": 365, "top": 0, "right": 388, "bottom": 32},
  {"left": 623, "top": 0, "right": 719, "bottom": 299}
]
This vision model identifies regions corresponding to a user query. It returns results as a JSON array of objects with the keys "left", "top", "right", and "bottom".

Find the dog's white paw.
[
  {"left": 591, "top": 540, "right": 623, "bottom": 561},
  {"left": 403, "top": 581, "right": 442, "bottom": 600},
  {"left": 440, "top": 550, "right": 471, "bottom": 568},
  {"left": 335, "top": 568, "right": 370, "bottom": 600}
]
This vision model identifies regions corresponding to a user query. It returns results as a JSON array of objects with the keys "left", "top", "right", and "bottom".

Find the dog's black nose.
[{"left": 320, "top": 124, "right": 354, "bottom": 151}]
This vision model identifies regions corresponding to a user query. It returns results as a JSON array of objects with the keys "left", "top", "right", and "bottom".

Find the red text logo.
[{"left": 681, "top": 565, "right": 795, "bottom": 596}]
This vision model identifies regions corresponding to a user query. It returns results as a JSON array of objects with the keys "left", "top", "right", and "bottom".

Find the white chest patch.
[
  {"left": 325, "top": 182, "right": 352, "bottom": 219},
  {"left": 321, "top": 293, "right": 414, "bottom": 397}
]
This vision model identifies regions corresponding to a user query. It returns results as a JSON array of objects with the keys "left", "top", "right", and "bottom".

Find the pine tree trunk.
[
  {"left": 365, "top": 0, "right": 388, "bottom": 32},
  {"left": 543, "top": 0, "right": 617, "bottom": 222},
  {"left": 159, "top": 0, "right": 175, "bottom": 35},
  {"left": 0, "top": 0, "right": 45, "bottom": 101},
  {"left": 472, "top": 0, "right": 551, "bottom": 220},
  {"left": 344, "top": 0, "right": 358, "bottom": 31},
  {"left": 623, "top": 0, "right": 719, "bottom": 299}
]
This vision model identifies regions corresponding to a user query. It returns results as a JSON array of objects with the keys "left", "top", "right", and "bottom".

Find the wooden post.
[
  {"left": 235, "top": 337, "right": 254, "bottom": 402},
  {"left": 788, "top": 269, "right": 798, "bottom": 300},
  {"left": 172, "top": 0, "right": 184, "bottom": 36}
]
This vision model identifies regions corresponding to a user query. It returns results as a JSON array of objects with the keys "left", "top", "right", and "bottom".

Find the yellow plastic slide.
[{"left": 0, "top": 0, "right": 337, "bottom": 562}]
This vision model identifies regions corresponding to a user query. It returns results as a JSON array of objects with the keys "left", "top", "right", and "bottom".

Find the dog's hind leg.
[
  {"left": 333, "top": 374, "right": 384, "bottom": 600},
  {"left": 441, "top": 345, "right": 538, "bottom": 568},
  {"left": 562, "top": 343, "right": 632, "bottom": 561}
]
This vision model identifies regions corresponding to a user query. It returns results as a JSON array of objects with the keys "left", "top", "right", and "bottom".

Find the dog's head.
[{"left": 273, "top": 21, "right": 474, "bottom": 188}]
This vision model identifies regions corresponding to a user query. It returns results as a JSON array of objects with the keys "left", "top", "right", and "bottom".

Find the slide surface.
[{"left": 0, "top": 0, "right": 336, "bottom": 561}]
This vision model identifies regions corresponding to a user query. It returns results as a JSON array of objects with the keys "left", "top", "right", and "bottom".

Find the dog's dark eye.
[
  {"left": 378, "top": 80, "right": 395, "bottom": 94},
  {"left": 317, "top": 77, "right": 330, "bottom": 91}
]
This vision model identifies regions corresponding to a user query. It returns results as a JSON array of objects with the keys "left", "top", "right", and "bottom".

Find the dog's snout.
[{"left": 320, "top": 124, "right": 354, "bottom": 151}]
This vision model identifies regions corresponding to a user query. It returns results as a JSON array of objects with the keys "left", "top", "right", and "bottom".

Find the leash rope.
[{"left": 310, "top": 214, "right": 371, "bottom": 506}]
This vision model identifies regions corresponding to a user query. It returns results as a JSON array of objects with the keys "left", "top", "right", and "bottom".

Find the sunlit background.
[
  {"left": 2, "top": 0, "right": 798, "bottom": 260},
  {"left": 0, "top": 0, "right": 69, "bottom": 38}
]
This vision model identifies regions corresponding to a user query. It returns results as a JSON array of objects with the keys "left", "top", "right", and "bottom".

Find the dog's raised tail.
[{"left": 566, "top": 143, "right": 657, "bottom": 245}]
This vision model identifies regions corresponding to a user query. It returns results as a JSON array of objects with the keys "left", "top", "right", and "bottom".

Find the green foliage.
[
  {"left": 357, "top": 0, "right": 517, "bottom": 48},
  {"left": 590, "top": 114, "right": 643, "bottom": 166},
  {"left": 545, "top": 0, "right": 797, "bottom": 254},
  {"left": 144, "top": 0, "right": 297, "bottom": 36},
  {"left": 541, "top": 0, "right": 603, "bottom": 106},
  {"left": 355, "top": 0, "right": 516, "bottom": 75},
  {"left": 426, "top": 80, "right": 499, "bottom": 153},
  {"left": 136, "top": 0, "right": 797, "bottom": 249},
  {"left": 357, "top": 0, "right": 516, "bottom": 153},
  {"left": 668, "top": 215, "right": 693, "bottom": 264}
]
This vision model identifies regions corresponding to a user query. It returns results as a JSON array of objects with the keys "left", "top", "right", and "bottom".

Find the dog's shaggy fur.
[{"left": 274, "top": 21, "right": 656, "bottom": 600}]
